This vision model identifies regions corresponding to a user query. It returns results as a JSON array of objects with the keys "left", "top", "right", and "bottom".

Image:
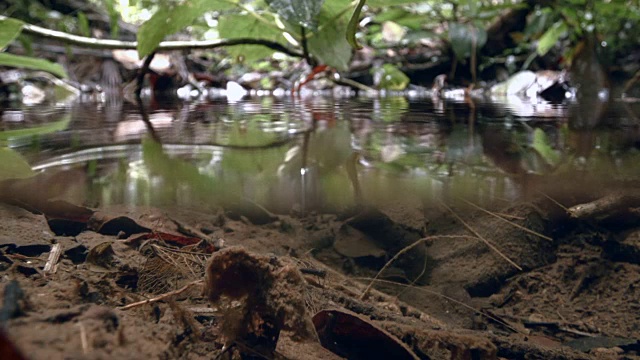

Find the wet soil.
[{"left": 1, "top": 194, "right": 640, "bottom": 360}]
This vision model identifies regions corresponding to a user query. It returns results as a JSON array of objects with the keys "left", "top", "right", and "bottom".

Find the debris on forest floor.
[{"left": 1, "top": 192, "right": 640, "bottom": 359}]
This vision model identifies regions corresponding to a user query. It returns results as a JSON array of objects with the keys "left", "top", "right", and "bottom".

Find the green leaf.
[
  {"left": 346, "top": 0, "right": 366, "bottom": 49},
  {"left": 0, "top": 147, "right": 35, "bottom": 181},
  {"left": 77, "top": 12, "right": 91, "bottom": 37},
  {"left": 265, "top": 0, "right": 325, "bottom": 29},
  {"left": 366, "top": 0, "right": 423, "bottom": 6},
  {"left": 218, "top": 14, "right": 284, "bottom": 63},
  {"left": 137, "top": 0, "right": 234, "bottom": 57},
  {"left": 373, "top": 64, "right": 409, "bottom": 90},
  {"left": 531, "top": 128, "right": 560, "bottom": 166},
  {"left": 448, "top": 22, "right": 487, "bottom": 61},
  {"left": 537, "top": 20, "right": 568, "bottom": 56},
  {"left": 0, "top": 52, "right": 67, "bottom": 78},
  {"left": 307, "top": 0, "right": 353, "bottom": 70},
  {"left": 0, "top": 17, "right": 24, "bottom": 51},
  {"left": 104, "top": 0, "right": 120, "bottom": 38}
]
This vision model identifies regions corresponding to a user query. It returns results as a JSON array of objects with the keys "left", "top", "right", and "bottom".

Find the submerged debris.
[{"left": 204, "top": 247, "right": 317, "bottom": 358}]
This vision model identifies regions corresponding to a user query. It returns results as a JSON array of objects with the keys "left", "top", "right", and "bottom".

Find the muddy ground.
[{"left": 1, "top": 192, "right": 640, "bottom": 360}]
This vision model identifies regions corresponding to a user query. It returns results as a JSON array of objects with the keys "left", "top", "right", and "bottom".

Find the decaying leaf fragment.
[{"left": 204, "top": 247, "right": 317, "bottom": 358}]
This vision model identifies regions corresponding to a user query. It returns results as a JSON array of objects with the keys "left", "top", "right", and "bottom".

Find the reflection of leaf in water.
[
  {"left": 0, "top": 114, "right": 71, "bottom": 145},
  {"left": 138, "top": 244, "right": 209, "bottom": 295},
  {"left": 0, "top": 147, "right": 35, "bottom": 181},
  {"left": 141, "top": 137, "right": 229, "bottom": 204},
  {"left": 375, "top": 97, "right": 409, "bottom": 123},
  {"left": 531, "top": 128, "right": 560, "bottom": 166},
  {"left": 216, "top": 116, "right": 283, "bottom": 147}
]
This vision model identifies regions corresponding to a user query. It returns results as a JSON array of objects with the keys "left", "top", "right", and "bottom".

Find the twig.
[
  {"left": 135, "top": 52, "right": 155, "bottom": 101},
  {"left": 331, "top": 76, "right": 375, "bottom": 92},
  {"left": 77, "top": 322, "right": 89, "bottom": 354},
  {"left": 300, "top": 26, "right": 315, "bottom": 67},
  {"left": 299, "top": 268, "right": 327, "bottom": 278},
  {"left": 117, "top": 280, "right": 203, "bottom": 310},
  {"left": 493, "top": 212, "right": 525, "bottom": 221},
  {"left": 43, "top": 243, "right": 62, "bottom": 274},
  {"left": 439, "top": 200, "right": 522, "bottom": 271},
  {"left": 136, "top": 94, "right": 161, "bottom": 142},
  {"left": 355, "top": 277, "right": 525, "bottom": 335},
  {"left": 536, "top": 190, "right": 569, "bottom": 212},
  {"left": 460, "top": 198, "right": 553, "bottom": 242},
  {"left": 568, "top": 192, "right": 640, "bottom": 219},
  {"left": 360, "top": 235, "right": 479, "bottom": 299},
  {"left": 5, "top": 16, "right": 304, "bottom": 58}
]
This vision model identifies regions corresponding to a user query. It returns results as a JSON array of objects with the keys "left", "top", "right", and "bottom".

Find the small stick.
[
  {"left": 492, "top": 212, "right": 525, "bottom": 221},
  {"left": 135, "top": 52, "right": 156, "bottom": 101},
  {"left": 360, "top": 235, "right": 479, "bottom": 299},
  {"left": 356, "top": 277, "right": 525, "bottom": 335},
  {"left": 43, "top": 243, "right": 62, "bottom": 274},
  {"left": 439, "top": 200, "right": 522, "bottom": 271},
  {"left": 460, "top": 198, "right": 553, "bottom": 242},
  {"left": 299, "top": 268, "right": 327, "bottom": 278},
  {"left": 78, "top": 322, "right": 89, "bottom": 354},
  {"left": 117, "top": 280, "right": 203, "bottom": 310},
  {"left": 536, "top": 190, "right": 569, "bottom": 211}
]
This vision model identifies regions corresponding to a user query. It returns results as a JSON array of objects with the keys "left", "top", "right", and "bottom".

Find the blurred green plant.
[{"left": 0, "top": 16, "right": 68, "bottom": 77}]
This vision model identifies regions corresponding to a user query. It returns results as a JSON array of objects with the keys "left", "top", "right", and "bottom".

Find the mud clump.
[{"left": 204, "top": 247, "right": 317, "bottom": 358}]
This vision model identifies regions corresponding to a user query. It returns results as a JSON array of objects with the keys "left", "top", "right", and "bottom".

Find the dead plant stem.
[
  {"left": 439, "top": 200, "right": 522, "bottom": 271},
  {"left": 359, "top": 235, "right": 479, "bottom": 299},
  {"left": 356, "top": 277, "right": 524, "bottom": 335},
  {"left": 118, "top": 280, "right": 203, "bottom": 310},
  {"left": 460, "top": 198, "right": 553, "bottom": 242}
]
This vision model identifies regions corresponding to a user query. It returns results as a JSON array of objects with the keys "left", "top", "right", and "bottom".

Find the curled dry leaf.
[{"left": 312, "top": 309, "right": 419, "bottom": 360}]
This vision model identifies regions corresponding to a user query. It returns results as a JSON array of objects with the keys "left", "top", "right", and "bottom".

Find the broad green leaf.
[
  {"left": 373, "top": 64, "right": 409, "bottom": 90},
  {"left": 266, "top": 0, "right": 324, "bottom": 29},
  {"left": 307, "top": 0, "right": 353, "bottom": 70},
  {"left": 448, "top": 22, "right": 487, "bottom": 61},
  {"left": 137, "top": 0, "right": 234, "bottom": 57},
  {"left": 537, "top": 20, "right": 568, "bottom": 56},
  {"left": 0, "top": 147, "right": 35, "bottom": 181},
  {"left": 531, "top": 128, "right": 560, "bottom": 166},
  {"left": 0, "top": 52, "right": 67, "bottom": 78},
  {"left": 375, "top": 9, "right": 424, "bottom": 30},
  {"left": 0, "top": 17, "right": 24, "bottom": 51},
  {"left": 218, "top": 14, "right": 284, "bottom": 63},
  {"left": 346, "top": 0, "right": 366, "bottom": 49}
]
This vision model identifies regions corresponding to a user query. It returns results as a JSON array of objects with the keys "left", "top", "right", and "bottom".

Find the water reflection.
[{"left": 1, "top": 94, "right": 640, "bottom": 214}]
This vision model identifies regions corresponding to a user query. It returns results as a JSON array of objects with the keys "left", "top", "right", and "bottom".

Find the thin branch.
[
  {"left": 360, "top": 235, "right": 479, "bottom": 299},
  {"left": 536, "top": 190, "right": 569, "bottom": 212},
  {"left": 300, "top": 26, "right": 315, "bottom": 67},
  {"left": 117, "top": 280, "right": 203, "bottom": 310},
  {"left": 5, "top": 16, "right": 303, "bottom": 58},
  {"left": 355, "top": 277, "right": 524, "bottom": 334},
  {"left": 135, "top": 52, "right": 155, "bottom": 101},
  {"left": 439, "top": 200, "right": 522, "bottom": 271}
]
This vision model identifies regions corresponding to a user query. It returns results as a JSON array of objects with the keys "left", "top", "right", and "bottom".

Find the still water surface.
[{"left": 2, "top": 94, "right": 640, "bottom": 213}]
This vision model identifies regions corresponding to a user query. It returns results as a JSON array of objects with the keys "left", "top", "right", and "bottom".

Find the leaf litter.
[{"left": 1, "top": 192, "right": 640, "bottom": 359}]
